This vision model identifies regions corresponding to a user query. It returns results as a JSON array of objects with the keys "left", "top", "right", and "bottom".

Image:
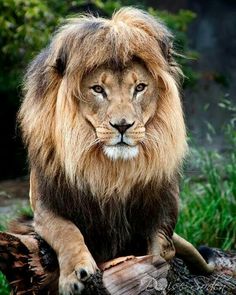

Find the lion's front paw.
[{"left": 59, "top": 260, "right": 98, "bottom": 295}]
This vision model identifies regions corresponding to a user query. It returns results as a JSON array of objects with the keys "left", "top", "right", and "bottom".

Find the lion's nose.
[{"left": 109, "top": 120, "right": 135, "bottom": 135}]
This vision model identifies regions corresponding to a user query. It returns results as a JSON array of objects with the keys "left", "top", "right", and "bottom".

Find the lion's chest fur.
[
  {"left": 73, "top": 195, "right": 158, "bottom": 262},
  {"left": 39, "top": 175, "right": 177, "bottom": 262}
]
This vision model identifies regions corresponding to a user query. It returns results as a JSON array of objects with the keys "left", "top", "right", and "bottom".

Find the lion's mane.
[{"left": 18, "top": 8, "right": 187, "bottom": 201}]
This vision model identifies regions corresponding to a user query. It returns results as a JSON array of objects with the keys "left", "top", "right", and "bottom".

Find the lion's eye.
[
  {"left": 135, "top": 83, "right": 147, "bottom": 92},
  {"left": 91, "top": 85, "right": 104, "bottom": 94}
]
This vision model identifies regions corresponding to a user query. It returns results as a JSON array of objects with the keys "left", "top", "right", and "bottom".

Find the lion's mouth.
[
  {"left": 116, "top": 141, "right": 128, "bottom": 146},
  {"left": 103, "top": 144, "right": 139, "bottom": 160},
  {"left": 112, "top": 134, "right": 136, "bottom": 147}
]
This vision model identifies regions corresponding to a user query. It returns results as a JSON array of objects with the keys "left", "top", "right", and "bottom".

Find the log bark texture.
[{"left": 0, "top": 218, "right": 235, "bottom": 295}]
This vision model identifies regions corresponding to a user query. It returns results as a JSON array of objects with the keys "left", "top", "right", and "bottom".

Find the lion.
[{"left": 18, "top": 7, "right": 214, "bottom": 295}]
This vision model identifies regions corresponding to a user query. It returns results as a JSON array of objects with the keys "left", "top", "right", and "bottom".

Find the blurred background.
[
  {"left": 0, "top": 0, "right": 236, "bottom": 293},
  {"left": 0, "top": 0, "right": 236, "bottom": 258}
]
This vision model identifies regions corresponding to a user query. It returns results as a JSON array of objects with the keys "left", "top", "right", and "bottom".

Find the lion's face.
[{"left": 80, "top": 62, "right": 157, "bottom": 160}]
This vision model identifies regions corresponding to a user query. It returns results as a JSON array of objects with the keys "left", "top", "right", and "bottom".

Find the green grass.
[
  {"left": 176, "top": 149, "right": 236, "bottom": 249},
  {"left": 176, "top": 120, "right": 236, "bottom": 250},
  {"left": 0, "top": 273, "right": 9, "bottom": 295}
]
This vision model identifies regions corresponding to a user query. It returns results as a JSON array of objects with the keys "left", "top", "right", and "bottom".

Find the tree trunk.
[{"left": 0, "top": 217, "right": 235, "bottom": 294}]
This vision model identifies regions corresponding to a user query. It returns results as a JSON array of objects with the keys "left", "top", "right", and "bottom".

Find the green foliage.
[
  {"left": 0, "top": 272, "right": 9, "bottom": 295},
  {"left": 91, "top": 0, "right": 123, "bottom": 14},
  {"left": 176, "top": 102, "right": 236, "bottom": 250},
  {"left": 177, "top": 149, "right": 236, "bottom": 249},
  {"left": 18, "top": 205, "right": 33, "bottom": 217},
  {"left": 0, "top": 222, "right": 6, "bottom": 232},
  {"left": 1, "top": 0, "right": 60, "bottom": 96}
]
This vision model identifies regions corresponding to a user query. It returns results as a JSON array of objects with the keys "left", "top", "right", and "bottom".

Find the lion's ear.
[
  {"left": 55, "top": 48, "right": 68, "bottom": 76},
  {"left": 159, "top": 36, "right": 173, "bottom": 64}
]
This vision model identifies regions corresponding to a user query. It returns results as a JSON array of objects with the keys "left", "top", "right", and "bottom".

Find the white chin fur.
[{"left": 103, "top": 145, "right": 139, "bottom": 160}]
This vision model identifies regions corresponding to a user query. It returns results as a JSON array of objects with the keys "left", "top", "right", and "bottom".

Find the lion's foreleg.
[
  {"left": 30, "top": 170, "right": 98, "bottom": 294},
  {"left": 33, "top": 206, "right": 98, "bottom": 294}
]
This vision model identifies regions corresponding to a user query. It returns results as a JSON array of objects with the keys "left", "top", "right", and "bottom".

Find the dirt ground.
[{"left": 0, "top": 177, "right": 29, "bottom": 215}]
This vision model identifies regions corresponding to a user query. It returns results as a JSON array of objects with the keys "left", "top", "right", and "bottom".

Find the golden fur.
[
  {"left": 18, "top": 8, "right": 214, "bottom": 294},
  {"left": 19, "top": 7, "right": 187, "bottom": 200}
]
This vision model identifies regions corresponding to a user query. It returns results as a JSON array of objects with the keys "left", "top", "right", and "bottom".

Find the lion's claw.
[
  {"left": 59, "top": 261, "right": 98, "bottom": 295},
  {"left": 76, "top": 267, "right": 91, "bottom": 282},
  {"left": 59, "top": 272, "right": 85, "bottom": 295}
]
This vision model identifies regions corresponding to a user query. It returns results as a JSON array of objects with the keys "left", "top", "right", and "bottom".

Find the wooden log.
[{"left": 0, "top": 219, "right": 236, "bottom": 294}]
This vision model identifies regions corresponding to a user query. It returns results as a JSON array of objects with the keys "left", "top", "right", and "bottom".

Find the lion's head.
[
  {"left": 80, "top": 61, "right": 156, "bottom": 160},
  {"left": 19, "top": 8, "right": 187, "bottom": 199}
]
